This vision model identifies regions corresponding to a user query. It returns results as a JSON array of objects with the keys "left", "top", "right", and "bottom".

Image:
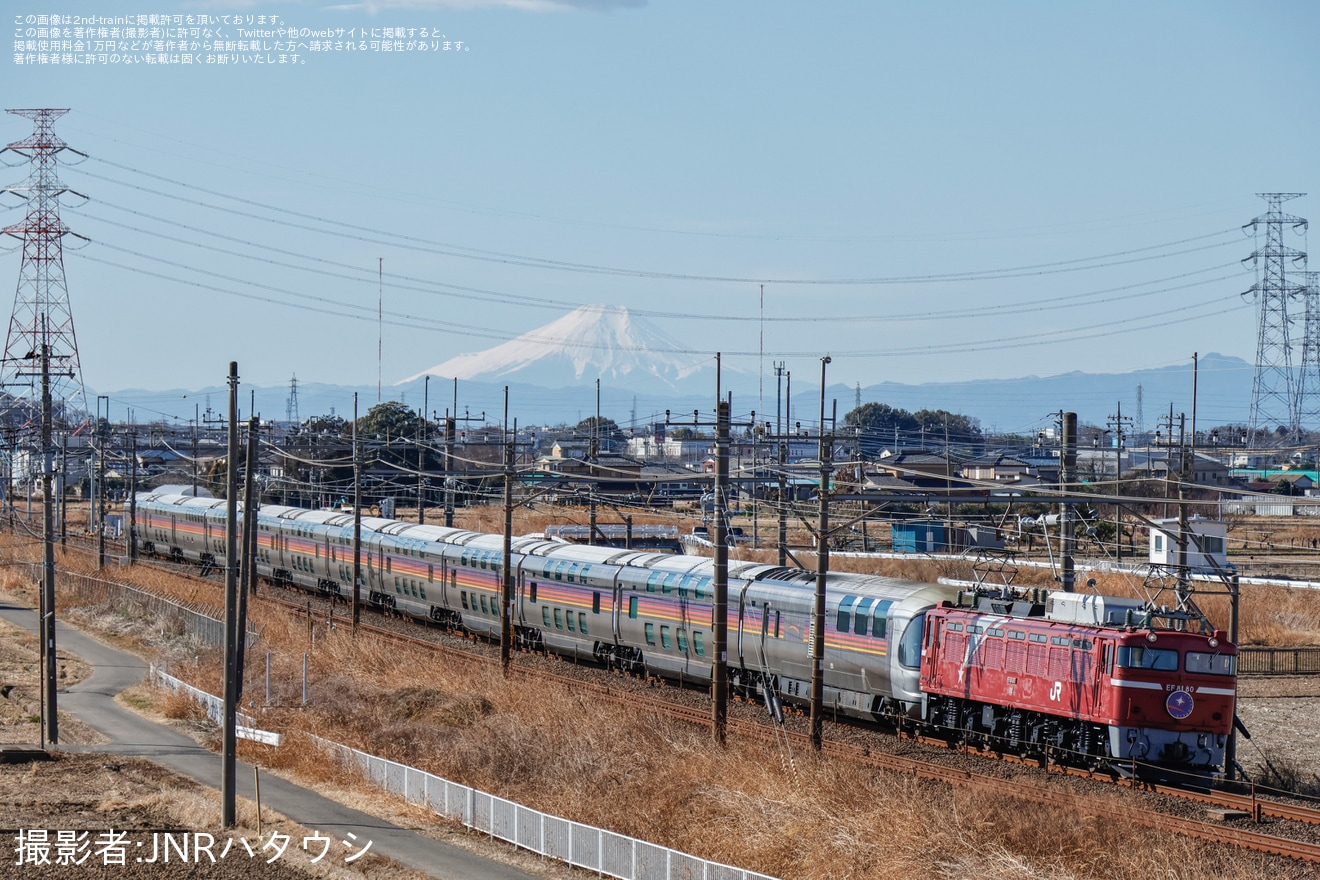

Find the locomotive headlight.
[
  {"left": 1146, "top": 632, "right": 1158, "bottom": 643},
  {"left": 1207, "top": 637, "right": 1219, "bottom": 648}
]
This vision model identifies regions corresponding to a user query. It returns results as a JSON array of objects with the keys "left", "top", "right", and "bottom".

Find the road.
[{"left": 0, "top": 599, "right": 546, "bottom": 880}]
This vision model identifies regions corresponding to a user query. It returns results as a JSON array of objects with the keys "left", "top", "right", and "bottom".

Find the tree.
[
  {"left": 575, "top": 416, "right": 623, "bottom": 450},
  {"left": 912, "top": 409, "right": 982, "bottom": 446},
  {"left": 305, "top": 413, "right": 348, "bottom": 436},
  {"left": 356, "top": 401, "right": 420, "bottom": 441}
]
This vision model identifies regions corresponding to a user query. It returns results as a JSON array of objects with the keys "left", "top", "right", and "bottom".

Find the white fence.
[{"left": 150, "top": 668, "right": 779, "bottom": 880}]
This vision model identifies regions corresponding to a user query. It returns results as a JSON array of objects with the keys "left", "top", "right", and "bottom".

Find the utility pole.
[
  {"left": 1176, "top": 412, "right": 1190, "bottom": 604},
  {"left": 589, "top": 378, "right": 600, "bottom": 544},
  {"left": 501, "top": 388, "right": 514, "bottom": 673},
  {"left": 712, "top": 386, "right": 730, "bottom": 746},
  {"left": 417, "top": 375, "right": 428, "bottom": 525},
  {"left": 442, "top": 392, "right": 485, "bottom": 529},
  {"left": 352, "top": 393, "right": 362, "bottom": 630},
  {"left": 58, "top": 433, "right": 66, "bottom": 548},
  {"left": 128, "top": 431, "right": 137, "bottom": 563},
  {"left": 240, "top": 416, "right": 258, "bottom": 606},
  {"left": 96, "top": 395, "right": 108, "bottom": 569},
  {"left": 221, "top": 362, "right": 239, "bottom": 828},
  {"left": 192, "top": 403, "right": 199, "bottom": 496},
  {"left": 778, "top": 368, "right": 790, "bottom": 567},
  {"left": 1059, "top": 412, "right": 1077, "bottom": 592},
  {"left": 40, "top": 338, "right": 57, "bottom": 745},
  {"left": 443, "top": 412, "right": 456, "bottom": 527},
  {"left": 1107, "top": 402, "right": 1132, "bottom": 560},
  {"left": 665, "top": 355, "right": 755, "bottom": 746},
  {"left": 810, "top": 356, "right": 833, "bottom": 751}
]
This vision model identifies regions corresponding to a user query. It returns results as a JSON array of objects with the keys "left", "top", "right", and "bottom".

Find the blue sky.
[{"left": 4, "top": 1, "right": 1317, "bottom": 431}]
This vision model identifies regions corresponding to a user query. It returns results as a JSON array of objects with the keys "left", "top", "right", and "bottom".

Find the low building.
[{"left": 1148, "top": 517, "right": 1228, "bottom": 572}]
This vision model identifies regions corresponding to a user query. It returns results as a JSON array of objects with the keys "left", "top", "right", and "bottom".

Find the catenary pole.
[
  {"left": 221, "top": 361, "right": 239, "bottom": 828},
  {"left": 810, "top": 356, "right": 832, "bottom": 751}
]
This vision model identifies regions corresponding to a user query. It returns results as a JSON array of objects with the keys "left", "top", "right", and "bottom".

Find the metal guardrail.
[
  {"left": 1238, "top": 647, "right": 1320, "bottom": 675},
  {"left": 149, "top": 668, "right": 778, "bottom": 880},
  {"left": 310, "top": 734, "right": 780, "bottom": 880}
]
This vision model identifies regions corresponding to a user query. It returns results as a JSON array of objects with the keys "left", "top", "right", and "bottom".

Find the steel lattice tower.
[
  {"left": 286, "top": 374, "right": 300, "bottom": 424},
  {"left": 1300, "top": 271, "right": 1320, "bottom": 433},
  {"left": 1244, "top": 192, "right": 1307, "bottom": 441},
  {"left": 1, "top": 109, "right": 87, "bottom": 424}
]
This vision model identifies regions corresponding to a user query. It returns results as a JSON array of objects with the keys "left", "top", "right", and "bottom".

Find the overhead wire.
[
  {"left": 66, "top": 200, "right": 1247, "bottom": 324},
  {"left": 70, "top": 160, "right": 1242, "bottom": 286}
]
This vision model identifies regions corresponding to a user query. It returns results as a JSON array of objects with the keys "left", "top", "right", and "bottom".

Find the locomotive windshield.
[
  {"left": 897, "top": 612, "right": 926, "bottom": 669},
  {"left": 1115, "top": 646, "right": 1178, "bottom": 671},
  {"left": 1185, "top": 651, "right": 1236, "bottom": 675}
]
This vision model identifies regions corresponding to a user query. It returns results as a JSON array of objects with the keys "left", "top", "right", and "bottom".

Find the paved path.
[{"left": 0, "top": 600, "right": 544, "bottom": 880}]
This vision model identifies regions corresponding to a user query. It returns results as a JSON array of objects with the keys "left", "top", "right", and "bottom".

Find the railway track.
[
  {"left": 44, "top": 533, "right": 1320, "bottom": 863},
  {"left": 266, "top": 594, "right": 1320, "bottom": 864}
]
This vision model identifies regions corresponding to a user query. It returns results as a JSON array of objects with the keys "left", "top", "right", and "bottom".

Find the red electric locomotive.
[{"left": 919, "top": 589, "right": 1236, "bottom": 776}]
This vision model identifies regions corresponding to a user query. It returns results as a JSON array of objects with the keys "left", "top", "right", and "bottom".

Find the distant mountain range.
[{"left": 102, "top": 306, "right": 1255, "bottom": 434}]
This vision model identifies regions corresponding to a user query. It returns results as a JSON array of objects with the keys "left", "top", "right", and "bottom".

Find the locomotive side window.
[
  {"left": 543, "top": 607, "right": 551, "bottom": 627},
  {"left": 1186, "top": 652, "right": 1235, "bottom": 675},
  {"left": 677, "top": 629, "right": 688, "bottom": 653},
  {"left": 529, "top": 582, "right": 538, "bottom": 603},
  {"left": 629, "top": 597, "right": 639, "bottom": 619},
  {"left": 693, "top": 631, "right": 705, "bottom": 656},
  {"left": 1116, "top": 646, "right": 1178, "bottom": 671},
  {"left": 579, "top": 613, "right": 588, "bottom": 634},
  {"left": 645, "top": 623, "right": 656, "bottom": 646},
  {"left": 555, "top": 609, "right": 564, "bottom": 629},
  {"left": 592, "top": 592, "right": 601, "bottom": 614},
  {"left": 661, "top": 626, "right": 672, "bottom": 649},
  {"left": 566, "top": 612, "right": 575, "bottom": 632}
]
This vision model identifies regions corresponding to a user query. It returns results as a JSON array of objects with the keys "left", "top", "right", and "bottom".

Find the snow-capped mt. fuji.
[{"left": 400, "top": 305, "right": 714, "bottom": 390}]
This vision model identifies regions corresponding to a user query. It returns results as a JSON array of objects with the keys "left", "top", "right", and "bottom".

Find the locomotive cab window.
[
  {"left": 1116, "top": 646, "right": 1178, "bottom": 671},
  {"left": 1186, "top": 651, "right": 1235, "bottom": 675}
]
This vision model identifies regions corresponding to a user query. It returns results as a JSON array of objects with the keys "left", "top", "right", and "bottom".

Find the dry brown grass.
[{"left": 204, "top": 615, "right": 1303, "bottom": 880}]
